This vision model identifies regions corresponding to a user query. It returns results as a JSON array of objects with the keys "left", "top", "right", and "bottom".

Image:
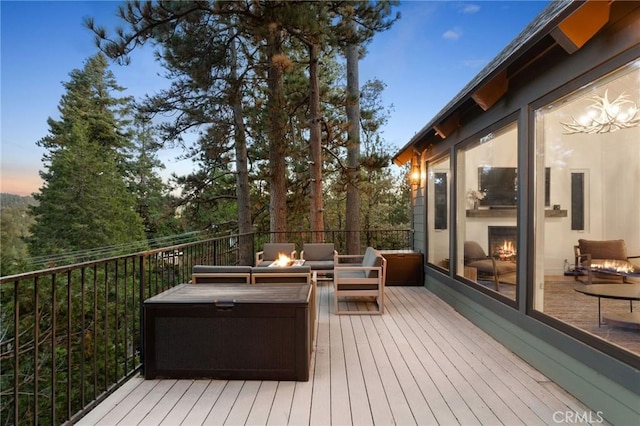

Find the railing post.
[
  {"left": 139, "top": 254, "right": 146, "bottom": 377},
  {"left": 13, "top": 280, "right": 19, "bottom": 426}
]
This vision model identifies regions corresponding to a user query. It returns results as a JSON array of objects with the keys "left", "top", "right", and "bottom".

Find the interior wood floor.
[
  {"left": 77, "top": 283, "right": 599, "bottom": 426},
  {"left": 476, "top": 275, "right": 640, "bottom": 357},
  {"left": 543, "top": 276, "right": 640, "bottom": 357}
]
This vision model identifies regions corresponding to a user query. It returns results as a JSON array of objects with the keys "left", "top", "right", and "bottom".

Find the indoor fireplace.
[{"left": 488, "top": 226, "right": 517, "bottom": 262}]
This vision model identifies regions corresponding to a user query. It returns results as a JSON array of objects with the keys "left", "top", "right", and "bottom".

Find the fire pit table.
[{"left": 144, "top": 283, "right": 313, "bottom": 381}]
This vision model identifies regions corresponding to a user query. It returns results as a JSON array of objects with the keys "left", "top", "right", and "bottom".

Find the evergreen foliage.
[
  {"left": 0, "top": 194, "right": 36, "bottom": 275},
  {"left": 28, "top": 54, "right": 148, "bottom": 260},
  {"left": 87, "top": 1, "right": 402, "bottom": 250},
  {"left": 127, "top": 120, "right": 182, "bottom": 239}
]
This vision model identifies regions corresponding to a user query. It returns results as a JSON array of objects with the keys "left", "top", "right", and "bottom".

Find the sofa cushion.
[
  {"left": 191, "top": 265, "right": 252, "bottom": 284},
  {"left": 192, "top": 265, "right": 252, "bottom": 274}
]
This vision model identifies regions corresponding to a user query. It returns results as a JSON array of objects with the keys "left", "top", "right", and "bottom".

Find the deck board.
[
  {"left": 328, "top": 302, "right": 351, "bottom": 424},
  {"left": 77, "top": 283, "right": 598, "bottom": 425},
  {"left": 159, "top": 380, "right": 209, "bottom": 425},
  {"left": 265, "top": 382, "right": 294, "bottom": 425}
]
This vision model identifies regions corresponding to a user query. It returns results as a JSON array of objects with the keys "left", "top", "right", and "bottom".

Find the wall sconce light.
[
  {"left": 561, "top": 90, "right": 640, "bottom": 134},
  {"left": 409, "top": 163, "right": 421, "bottom": 185}
]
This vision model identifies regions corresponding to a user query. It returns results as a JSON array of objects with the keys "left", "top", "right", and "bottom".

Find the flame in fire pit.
[{"left": 272, "top": 253, "right": 293, "bottom": 267}]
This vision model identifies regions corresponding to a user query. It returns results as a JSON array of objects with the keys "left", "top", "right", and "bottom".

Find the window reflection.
[
  {"left": 427, "top": 156, "right": 450, "bottom": 269},
  {"left": 456, "top": 122, "right": 518, "bottom": 300},
  {"left": 534, "top": 58, "right": 640, "bottom": 357}
]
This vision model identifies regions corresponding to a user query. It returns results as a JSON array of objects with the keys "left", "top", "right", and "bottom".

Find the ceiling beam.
[
  {"left": 392, "top": 148, "right": 413, "bottom": 166},
  {"left": 471, "top": 70, "right": 508, "bottom": 111},
  {"left": 551, "top": 0, "right": 611, "bottom": 54},
  {"left": 433, "top": 111, "right": 461, "bottom": 139}
]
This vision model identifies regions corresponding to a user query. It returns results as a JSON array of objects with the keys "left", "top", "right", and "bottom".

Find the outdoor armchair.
[
  {"left": 255, "top": 243, "right": 297, "bottom": 267},
  {"left": 301, "top": 243, "right": 337, "bottom": 278},
  {"left": 333, "top": 247, "right": 386, "bottom": 315}
]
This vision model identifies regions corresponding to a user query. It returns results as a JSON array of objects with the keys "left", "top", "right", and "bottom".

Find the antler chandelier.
[{"left": 561, "top": 90, "right": 640, "bottom": 134}]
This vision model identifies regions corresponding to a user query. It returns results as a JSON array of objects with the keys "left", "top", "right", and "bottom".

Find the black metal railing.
[
  {"left": 253, "top": 228, "right": 413, "bottom": 254},
  {"left": 0, "top": 229, "right": 411, "bottom": 425}
]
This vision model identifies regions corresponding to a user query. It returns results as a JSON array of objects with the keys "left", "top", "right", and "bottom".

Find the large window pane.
[
  {"left": 533, "top": 58, "right": 640, "bottom": 357},
  {"left": 456, "top": 122, "right": 518, "bottom": 300},
  {"left": 427, "top": 156, "right": 450, "bottom": 269}
]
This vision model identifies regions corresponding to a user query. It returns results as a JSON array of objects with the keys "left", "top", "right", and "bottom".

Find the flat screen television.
[{"left": 478, "top": 167, "right": 550, "bottom": 208}]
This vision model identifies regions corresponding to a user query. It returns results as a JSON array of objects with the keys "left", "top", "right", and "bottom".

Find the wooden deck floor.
[{"left": 77, "top": 283, "right": 598, "bottom": 425}]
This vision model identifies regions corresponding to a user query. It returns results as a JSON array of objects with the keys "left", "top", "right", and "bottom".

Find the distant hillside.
[{"left": 0, "top": 193, "right": 37, "bottom": 209}]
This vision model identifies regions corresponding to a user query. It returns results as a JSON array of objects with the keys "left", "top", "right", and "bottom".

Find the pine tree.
[
  {"left": 87, "top": 1, "right": 400, "bottom": 247},
  {"left": 28, "top": 54, "right": 146, "bottom": 260},
  {"left": 127, "top": 119, "right": 177, "bottom": 239}
]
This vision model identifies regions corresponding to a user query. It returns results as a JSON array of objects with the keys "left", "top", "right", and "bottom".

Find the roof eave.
[{"left": 392, "top": 0, "right": 587, "bottom": 166}]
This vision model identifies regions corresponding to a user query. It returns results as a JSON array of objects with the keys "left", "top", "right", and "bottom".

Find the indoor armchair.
[
  {"left": 574, "top": 239, "right": 639, "bottom": 284},
  {"left": 463, "top": 241, "right": 517, "bottom": 291}
]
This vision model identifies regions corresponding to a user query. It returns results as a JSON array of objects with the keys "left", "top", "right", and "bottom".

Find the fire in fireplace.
[{"left": 488, "top": 226, "right": 517, "bottom": 262}]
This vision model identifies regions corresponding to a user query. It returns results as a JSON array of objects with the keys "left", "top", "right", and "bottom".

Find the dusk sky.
[{"left": 1, "top": 0, "right": 549, "bottom": 196}]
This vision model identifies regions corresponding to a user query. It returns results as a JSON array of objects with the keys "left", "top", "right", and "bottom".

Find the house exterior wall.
[
  {"left": 408, "top": 3, "right": 640, "bottom": 424},
  {"left": 412, "top": 151, "right": 427, "bottom": 254}
]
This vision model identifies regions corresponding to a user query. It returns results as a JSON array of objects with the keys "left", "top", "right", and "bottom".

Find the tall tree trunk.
[
  {"left": 230, "top": 37, "right": 253, "bottom": 265},
  {"left": 309, "top": 42, "right": 324, "bottom": 243},
  {"left": 346, "top": 40, "right": 361, "bottom": 255},
  {"left": 266, "top": 26, "right": 288, "bottom": 243}
]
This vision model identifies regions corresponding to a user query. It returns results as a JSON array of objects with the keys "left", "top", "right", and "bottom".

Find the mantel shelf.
[{"left": 466, "top": 209, "right": 567, "bottom": 218}]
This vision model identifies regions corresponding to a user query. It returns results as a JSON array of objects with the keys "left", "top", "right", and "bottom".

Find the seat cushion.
[
  {"left": 467, "top": 259, "right": 496, "bottom": 274},
  {"left": 494, "top": 261, "right": 517, "bottom": 274},
  {"left": 335, "top": 269, "right": 367, "bottom": 280},
  {"left": 304, "top": 260, "right": 334, "bottom": 270},
  {"left": 467, "top": 259, "right": 516, "bottom": 275}
]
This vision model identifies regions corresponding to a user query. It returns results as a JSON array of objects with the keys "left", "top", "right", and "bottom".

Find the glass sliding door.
[
  {"left": 427, "top": 156, "right": 450, "bottom": 270},
  {"left": 456, "top": 122, "right": 519, "bottom": 300},
  {"left": 533, "top": 58, "right": 640, "bottom": 357}
]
